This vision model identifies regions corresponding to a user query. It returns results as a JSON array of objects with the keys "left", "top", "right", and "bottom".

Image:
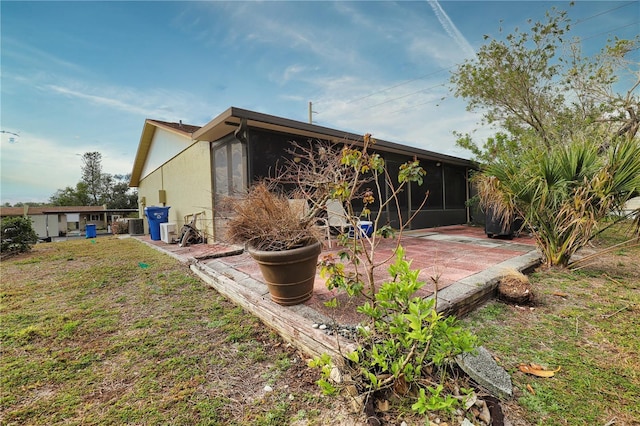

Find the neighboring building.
[
  {"left": 129, "top": 107, "right": 475, "bottom": 243},
  {"left": 622, "top": 196, "right": 640, "bottom": 218},
  {"left": 0, "top": 205, "right": 137, "bottom": 239}
]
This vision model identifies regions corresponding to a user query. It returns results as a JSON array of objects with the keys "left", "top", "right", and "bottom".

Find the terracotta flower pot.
[{"left": 247, "top": 240, "right": 321, "bottom": 306}]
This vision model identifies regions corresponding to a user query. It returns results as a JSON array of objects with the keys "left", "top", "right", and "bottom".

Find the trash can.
[
  {"left": 144, "top": 206, "right": 170, "bottom": 241},
  {"left": 85, "top": 224, "right": 97, "bottom": 239},
  {"left": 129, "top": 218, "right": 144, "bottom": 236}
]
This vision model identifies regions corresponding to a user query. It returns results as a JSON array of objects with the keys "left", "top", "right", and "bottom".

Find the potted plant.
[{"left": 225, "top": 182, "right": 323, "bottom": 306}]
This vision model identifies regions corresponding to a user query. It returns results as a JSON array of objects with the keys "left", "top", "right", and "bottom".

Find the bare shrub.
[
  {"left": 497, "top": 269, "right": 533, "bottom": 304},
  {"left": 225, "top": 182, "right": 322, "bottom": 251}
]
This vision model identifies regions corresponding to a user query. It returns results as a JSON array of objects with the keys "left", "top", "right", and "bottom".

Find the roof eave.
[
  {"left": 129, "top": 120, "right": 157, "bottom": 187},
  {"left": 193, "top": 107, "right": 473, "bottom": 167}
]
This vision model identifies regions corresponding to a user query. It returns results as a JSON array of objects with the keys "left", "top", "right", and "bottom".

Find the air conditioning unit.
[{"left": 160, "top": 222, "right": 177, "bottom": 244}]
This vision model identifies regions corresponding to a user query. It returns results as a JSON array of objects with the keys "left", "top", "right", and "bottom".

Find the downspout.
[
  {"left": 210, "top": 118, "right": 247, "bottom": 242},
  {"left": 234, "top": 118, "right": 249, "bottom": 183},
  {"left": 465, "top": 167, "right": 471, "bottom": 224}
]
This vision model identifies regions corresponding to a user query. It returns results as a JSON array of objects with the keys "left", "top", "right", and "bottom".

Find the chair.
[
  {"left": 326, "top": 199, "right": 373, "bottom": 239},
  {"left": 326, "top": 199, "right": 356, "bottom": 234}
]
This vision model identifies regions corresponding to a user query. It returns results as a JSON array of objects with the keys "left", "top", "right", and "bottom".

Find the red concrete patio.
[{"left": 137, "top": 225, "right": 538, "bottom": 325}]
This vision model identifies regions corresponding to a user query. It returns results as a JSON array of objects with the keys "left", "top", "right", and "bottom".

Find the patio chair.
[
  {"left": 326, "top": 199, "right": 356, "bottom": 234},
  {"left": 326, "top": 199, "right": 373, "bottom": 239}
]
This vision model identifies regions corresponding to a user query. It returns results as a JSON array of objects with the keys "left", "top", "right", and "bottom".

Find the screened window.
[
  {"left": 213, "top": 139, "right": 246, "bottom": 197},
  {"left": 413, "top": 162, "right": 443, "bottom": 210},
  {"left": 444, "top": 165, "right": 467, "bottom": 209}
]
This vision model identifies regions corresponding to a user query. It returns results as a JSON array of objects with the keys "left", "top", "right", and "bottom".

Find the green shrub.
[
  {"left": 1, "top": 216, "right": 39, "bottom": 253},
  {"left": 313, "top": 250, "right": 477, "bottom": 413}
]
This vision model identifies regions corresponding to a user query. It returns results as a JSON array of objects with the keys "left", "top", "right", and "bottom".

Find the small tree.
[
  {"left": 476, "top": 136, "right": 640, "bottom": 267},
  {"left": 276, "top": 134, "right": 427, "bottom": 301},
  {"left": 278, "top": 136, "right": 477, "bottom": 419},
  {"left": 451, "top": 7, "right": 639, "bottom": 162},
  {"left": 451, "top": 6, "right": 640, "bottom": 267},
  {"left": 1, "top": 216, "right": 38, "bottom": 254}
]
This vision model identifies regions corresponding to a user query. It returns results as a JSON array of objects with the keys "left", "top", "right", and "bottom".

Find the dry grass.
[
  {"left": 463, "top": 221, "right": 640, "bottom": 425},
  {"left": 0, "top": 236, "right": 361, "bottom": 425}
]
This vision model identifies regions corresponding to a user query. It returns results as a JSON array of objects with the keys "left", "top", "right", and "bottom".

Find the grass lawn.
[
  {"left": 2, "top": 222, "right": 638, "bottom": 425},
  {"left": 1, "top": 236, "right": 355, "bottom": 425},
  {"left": 462, "top": 221, "right": 640, "bottom": 425}
]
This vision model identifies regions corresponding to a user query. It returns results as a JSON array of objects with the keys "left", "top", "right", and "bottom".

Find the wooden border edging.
[{"left": 190, "top": 262, "right": 357, "bottom": 362}]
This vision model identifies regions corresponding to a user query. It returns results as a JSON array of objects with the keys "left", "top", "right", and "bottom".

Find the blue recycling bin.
[
  {"left": 145, "top": 206, "right": 170, "bottom": 241},
  {"left": 85, "top": 224, "right": 97, "bottom": 238}
]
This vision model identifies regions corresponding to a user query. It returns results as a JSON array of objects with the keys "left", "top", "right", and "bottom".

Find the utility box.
[
  {"left": 129, "top": 218, "right": 144, "bottom": 235},
  {"left": 160, "top": 222, "right": 177, "bottom": 244}
]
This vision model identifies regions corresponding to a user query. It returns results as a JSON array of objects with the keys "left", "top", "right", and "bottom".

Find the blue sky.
[{"left": 1, "top": 1, "right": 638, "bottom": 205}]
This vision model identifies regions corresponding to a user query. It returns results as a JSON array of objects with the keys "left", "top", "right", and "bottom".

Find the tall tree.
[
  {"left": 451, "top": 7, "right": 639, "bottom": 163},
  {"left": 451, "top": 7, "right": 640, "bottom": 267},
  {"left": 81, "top": 152, "right": 103, "bottom": 205},
  {"left": 49, "top": 153, "right": 137, "bottom": 208}
]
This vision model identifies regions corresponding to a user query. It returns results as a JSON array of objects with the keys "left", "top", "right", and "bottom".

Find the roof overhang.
[
  {"left": 130, "top": 107, "right": 473, "bottom": 188},
  {"left": 193, "top": 107, "right": 473, "bottom": 167}
]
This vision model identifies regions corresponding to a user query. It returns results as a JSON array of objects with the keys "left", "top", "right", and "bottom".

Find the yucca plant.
[{"left": 475, "top": 135, "right": 640, "bottom": 267}]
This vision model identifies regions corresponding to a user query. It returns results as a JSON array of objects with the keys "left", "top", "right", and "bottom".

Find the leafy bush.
[
  {"left": 311, "top": 249, "right": 477, "bottom": 416},
  {"left": 476, "top": 137, "right": 640, "bottom": 267},
  {"left": 1, "top": 216, "right": 39, "bottom": 254}
]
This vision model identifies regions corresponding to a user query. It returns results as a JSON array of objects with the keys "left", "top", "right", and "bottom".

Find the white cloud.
[
  {"left": 1, "top": 132, "right": 84, "bottom": 203},
  {"left": 427, "top": 0, "right": 476, "bottom": 59},
  {"left": 0, "top": 130, "right": 141, "bottom": 204},
  {"left": 1, "top": 37, "right": 85, "bottom": 73},
  {"left": 42, "top": 82, "right": 212, "bottom": 124},
  {"left": 282, "top": 64, "right": 308, "bottom": 83}
]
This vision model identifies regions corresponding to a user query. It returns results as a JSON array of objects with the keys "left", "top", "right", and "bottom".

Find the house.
[
  {"left": 0, "top": 205, "right": 138, "bottom": 239},
  {"left": 129, "top": 107, "right": 475, "bottom": 243}
]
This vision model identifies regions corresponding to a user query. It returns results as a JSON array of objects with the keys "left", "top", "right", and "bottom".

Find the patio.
[{"left": 136, "top": 225, "right": 539, "bottom": 359}]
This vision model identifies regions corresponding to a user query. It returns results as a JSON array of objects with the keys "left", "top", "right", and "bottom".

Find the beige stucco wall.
[{"left": 138, "top": 141, "right": 214, "bottom": 241}]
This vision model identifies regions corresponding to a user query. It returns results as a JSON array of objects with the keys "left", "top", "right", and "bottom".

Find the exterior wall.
[
  {"left": 30, "top": 215, "right": 48, "bottom": 238},
  {"left": 162, "top": 141, "right": 213, "bottom": 238},
  {"left": 57, "top": 214, "right": 67, "bottom": 236},
  {"left": 28, "top": 214, "right": 61, "bottom": 239},
  {"left": 138, "top": 141, "right": 214, "bottom": 241},
  {"left": 138, "top": 167, "right": 164, "bottom": 235}
]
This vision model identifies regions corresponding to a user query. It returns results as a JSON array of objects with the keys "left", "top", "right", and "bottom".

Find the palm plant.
[{"left": 475, "top": 135, "right": 640, "bottom": 267}]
